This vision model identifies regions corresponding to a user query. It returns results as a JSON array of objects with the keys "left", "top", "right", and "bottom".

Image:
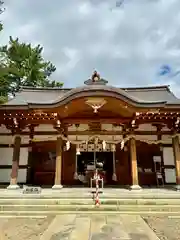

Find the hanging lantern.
[
  {"left": 102, "top": 140, "right": 106, "bottom": 150},
  {"left": 111, "top": 144, "right": 116, "bottom": 152},
  {"left": 76, "top": 145, "right": 81, "bottom": 155},
  {"left": 66, "top": 140, "right": 70, "bottom": 151}
]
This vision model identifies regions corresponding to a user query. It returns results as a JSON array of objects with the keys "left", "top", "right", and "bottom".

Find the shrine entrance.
[{"left": 77, "top": 152, "right": 114, "bottom": 186}]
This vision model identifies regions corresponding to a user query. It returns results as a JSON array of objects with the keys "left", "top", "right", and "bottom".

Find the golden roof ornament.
[
  {"left": 84, "top": 70, "right": 108, "bottom": 85},
  {"left": 92, "top": 70, "right": 100, "bottom": 82}
]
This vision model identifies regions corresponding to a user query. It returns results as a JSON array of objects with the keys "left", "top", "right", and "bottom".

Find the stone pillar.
[
  {"left": 172, "top": 135, "right": 180, "bottom": 190},
  {"left": 52, "top": 136, "right": 63, "bottom": 189},
  {"left": 129, "top": 137, "right": 141, "bottom": 190},
  {"left": 7, "top": 135, "right": 21, "bottom": 190}
]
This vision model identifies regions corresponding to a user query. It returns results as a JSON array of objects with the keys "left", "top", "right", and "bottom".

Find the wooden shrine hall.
[{"left": 0, "top": 71, "right": 180, "bottom": 190}]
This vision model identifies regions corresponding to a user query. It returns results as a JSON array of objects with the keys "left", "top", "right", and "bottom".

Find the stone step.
[
  {"left": 1, "top": 193, "right": 180, "bottom": 199},
  {"left": 1, "top": 204, "right": 180, "bottom": 212},
  {"left": 0, "top": 210, "right": 180, "bottom": 216},
  {"left": 0, "top": 198, "right": 180, "bottom": 205}
]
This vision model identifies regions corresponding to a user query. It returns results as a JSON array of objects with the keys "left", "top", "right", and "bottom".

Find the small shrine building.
[{"left": 0, "top": 71, "right": 180, "bottom": 190}]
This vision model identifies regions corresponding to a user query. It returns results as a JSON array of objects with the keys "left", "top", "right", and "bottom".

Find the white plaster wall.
[
  {"left": 19, "top": 148, "right": 28, "bottom": 165},
  {"left": 33, "top": 135, "right": 57, "bottom": 141},
  {"left": 35, "top": 124, "right": 57, "bottom": 132},
  {"left": 164, "top": 169, "right": 176, "bottom": 183},
  {"left": 0, "top": 135, "right": 30, "bottom": 144},
  {"left": 0, "top": 147, "right": 28, "bottom": 183},
  {"left": 135, "top": 135, "right": 157, "bottom": 141},
  {"left": 163, "top": 147, "right": 176, "bottom": 183},
  {"left": 0, "top": 169, "right": 27, "bottom": 183},
  {"left": 0, "top": 136, "right": 13, "bottom": 144},
  {"left": 0, "top": 125, "right": 11, "bottom": 133},
  {"left": 0, "top": 148, "right": 13, "bottom": 165},
  {"left": 18, "top": 169, "right": 27, "bottom": 183},
  {"left": 21, "top": 136, "right": 30, "bottom": 144},
  {"left": 68, "top": 124, "right": 89, "bottom": 131},
  {"left": 68, "top": 135, "right": 123, "bottom": 142},
  {"left": 163, "top": 147, "right": 175, "bottom": 166},
  {"left": 0, "top": 169, "right": 11, "bottom": 182},
  {"left": 161, "top": 135, "right": 172, "bottom": 144},
  {"left": 137, "top": 124, "right": 157, "bottom": 131},
  {"left": 101, "top": 124, "right": 116, "bottom": 131},
  {"left": 161, "top": 126, "right": 170, "bottom": 131},
  {"left": 0, "top": 147, "right": 28, "bottom": 166}
]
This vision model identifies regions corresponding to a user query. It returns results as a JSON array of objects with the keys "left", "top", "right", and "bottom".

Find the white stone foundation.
[
  {"left": 129, "top": 185, "right": 142, "bottom": 190},
  {"left": 7, "top": 184, "right": 20, "bottom": 190},
  {"left": 174, "top": 185, "right": 180, "bottom": 191},
  {"left": 52, "top": 184, "right": 63, "bottom": 189}
]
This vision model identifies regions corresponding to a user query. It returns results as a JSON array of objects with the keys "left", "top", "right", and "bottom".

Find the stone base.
[
  {"left": 7, "top": 184, "right": 20, "bottom": 190},
  {"left": 129, "top": 184, "right": 142, "bottom": 190},
  {"left": 174, "top": 185, "right": 180, "bottom": 191},
  {"left": 52, "top": 184, "right": 63, "bottom": 190}
]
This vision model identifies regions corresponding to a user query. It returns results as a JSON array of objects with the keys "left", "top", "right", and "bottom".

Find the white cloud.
[{"left": 1, "top": 0, "right": 180, "bottom": 96}]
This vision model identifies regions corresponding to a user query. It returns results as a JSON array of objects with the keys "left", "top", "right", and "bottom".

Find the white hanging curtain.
[
  {"left": 74, "top": 152, "right": 78, "bottom": 180},
  {"left": 74, "top": 129, "right": 80, "bottom": 180},
  {"left": 112, "top": 126, "right": 117, "bottom": 181}
]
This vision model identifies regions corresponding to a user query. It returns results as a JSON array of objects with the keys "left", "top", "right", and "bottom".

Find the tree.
[
  {"left": 0, "top": 37, "right": 63, "bottom": 102},
  {"left": 0, "top": 1, "right": 7, "bottom": 103},
  {"left": 0, "top": 1, "right": 4, "bottom": 32}
]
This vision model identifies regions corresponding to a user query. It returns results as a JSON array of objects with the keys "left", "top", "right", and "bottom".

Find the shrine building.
[{"left": 0, "top": 71, "right": 180, "bottom": 190}]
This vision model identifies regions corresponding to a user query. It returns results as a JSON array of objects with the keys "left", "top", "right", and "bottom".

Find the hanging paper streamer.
[
  {"left": 121, "top": 139, "right": 125, "bottom": 149},
  {"left": 112, "top": 144, "right": 117, "bottom": 181},
  {"left": 74, "top": 154, "right": 78, "bottom": 180},
  {"left": 66, "top": 140, "right": 70, "bottom": 151},
  {"left": 102, "top": 140, "right": 106, "bottom": 150},
  {"left": 76, "top": 144, "right": 81, "bottom": 155}
]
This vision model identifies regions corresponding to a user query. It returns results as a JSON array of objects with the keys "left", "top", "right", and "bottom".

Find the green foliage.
[
  {"left": 0, "top": 37, "right": 63, "bottom": 102},
  {"left": 0, "top": 1, "right": 4, "bottom": 32}
]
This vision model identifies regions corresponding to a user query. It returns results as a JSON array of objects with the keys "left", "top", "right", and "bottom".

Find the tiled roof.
[{"left": 1, "top": 84, "right": 180, "bottom": 108}]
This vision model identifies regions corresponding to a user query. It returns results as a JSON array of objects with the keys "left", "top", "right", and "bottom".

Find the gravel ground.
[
  {"left": 143, "top": 216, "right": 180, "bottom": 240},
  {"left": 0, "top": 216, "right": 55, "bottom": 240}
]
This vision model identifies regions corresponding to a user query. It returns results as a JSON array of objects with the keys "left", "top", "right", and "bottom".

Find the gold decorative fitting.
[
  {"left": 85, "top": 97, "right": 106, "bottom": 113},
  {"left": 91, "top": 70, "right": 100, "bottom": 82},
  {"left": 131, "top": 119, "right": 136, "bottom": 127},
  {"left": 13, "top": 118, "right": 18, "bottom": 128},
  {"left": 56, "top": 120, "right": 61, "bottom": 128}
]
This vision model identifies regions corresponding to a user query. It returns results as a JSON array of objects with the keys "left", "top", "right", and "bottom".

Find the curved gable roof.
[{"left": 1, "top": 84, "right": 180, "bottom": 109}]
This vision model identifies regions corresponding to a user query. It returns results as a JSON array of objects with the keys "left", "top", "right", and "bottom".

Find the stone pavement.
[
  {"left": 40, "top": 214, "right": 159, "bottom": 240},
  {"left": 0, "top": 187, "right": 180, "bottom": 199}
]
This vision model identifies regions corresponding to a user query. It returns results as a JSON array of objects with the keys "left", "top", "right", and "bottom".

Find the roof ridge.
[
  {"left": 21, "top": 87, "right": 71, "bottom": 91},
  {"left": 21, "top": 85, "right": 170, "bottom": 92},
  {"left": 121, "top": 85, "right": 170, "bottom": 91}
]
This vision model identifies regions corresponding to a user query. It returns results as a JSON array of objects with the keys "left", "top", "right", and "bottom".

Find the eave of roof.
[{"left": 1, "top": 84, "right": 180, "bottom": 110}]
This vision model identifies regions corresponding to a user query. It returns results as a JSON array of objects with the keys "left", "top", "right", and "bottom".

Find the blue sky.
[{"left": 1, "top": 0, "right": 180, "bottom": 96}]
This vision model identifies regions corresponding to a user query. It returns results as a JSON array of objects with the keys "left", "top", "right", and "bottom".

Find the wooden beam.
[
  {"left": 0, "top": 130, "right": 174, "bottom": 136},
  {"left": 172, "top": 136, "right": 180, "bottom": 188},
  {"left": 62, "top": 117, "right": 130, "bottom": 124}
]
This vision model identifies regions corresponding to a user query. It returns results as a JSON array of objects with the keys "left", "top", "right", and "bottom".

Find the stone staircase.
[{"left": 1, "top": 197, "right": 180, "bottom": 216}]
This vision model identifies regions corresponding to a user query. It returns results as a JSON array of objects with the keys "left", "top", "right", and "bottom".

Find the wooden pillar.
[
  {"left": 129, "top": 137, "right": 141, "bottom": 190},
  {"left": 172, "top": 135, "right": 180, "bottom": 190},
  {"left": 52, "top": 136, "right": 63, "bottom": 189},
  {"left": 7, "top": 135, "right": 21, "bottom": 189}
]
